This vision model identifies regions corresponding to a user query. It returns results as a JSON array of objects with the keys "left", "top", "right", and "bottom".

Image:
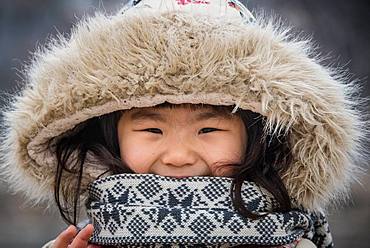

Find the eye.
[
  {"left": 199, "top": 127, "right": 221, "bottom": 134},
  {"left": 142, "top": 128, "right": 163, "bottom": 134}
]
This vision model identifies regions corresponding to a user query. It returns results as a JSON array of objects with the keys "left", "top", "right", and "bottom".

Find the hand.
[{"left": 53, "top": 224, "right": 101, "bottom": 248}]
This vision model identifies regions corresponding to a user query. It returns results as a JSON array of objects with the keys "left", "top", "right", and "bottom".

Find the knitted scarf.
[{"left": 86, "top": 174, "right": 333, "bottom": 247}]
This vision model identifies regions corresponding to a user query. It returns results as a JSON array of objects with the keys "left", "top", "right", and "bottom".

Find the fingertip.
[
  {"left": 82, "top": 224, "right": 94, "bottom": 234},
  {"left": 65, "top": 225, "right": 77, "bottom": 234},
  {"left": 53, "top": 225, "right": 78, "bottom": 247},
  {"left": 67, "top": 225, "right": 76, "bottom": 230},
  {"left": 64, "top": 225, "right": 78, "bottom": 239},
  {"left": 76, "top": 223, "right": 94, "bottom": 240},
  {"left": 85, "top": 223, "right": 94, "bottom": 230},
  {"left": 69, "top": 223, "right": 95, "bottom": 247},
  {"left": 87, "top": 244, "right": 102, "bottom": 248}
]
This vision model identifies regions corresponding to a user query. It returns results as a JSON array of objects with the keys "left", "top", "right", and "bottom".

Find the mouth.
[
  {"left": 170, "top": 175, "right": 191, "bottom": 179},
  {"left": 168, "top": 174, "right": 213, "bottom": 179}
]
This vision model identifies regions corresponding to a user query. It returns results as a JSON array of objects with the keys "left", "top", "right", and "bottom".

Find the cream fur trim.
[{"left": 0, "top": 8, "right": 366, "bottom": 210}]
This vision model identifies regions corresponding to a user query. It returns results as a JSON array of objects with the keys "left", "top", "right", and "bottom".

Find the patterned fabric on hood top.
[{"left": 0, "top": 0, "right": 366, "bottom": 213}]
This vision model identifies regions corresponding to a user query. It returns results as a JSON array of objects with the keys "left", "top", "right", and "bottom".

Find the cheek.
[
  {"left": 202, "top": 142, "right": 240, "bottom": 177},
  {"left": 201, "top": 135, "right": 245, "bottom": 164},
  {"left": 201, "top": 127, "right": 246, "bottom": 176},
  {"left": 119, "top": 134, "right": 156, "bottom": 174},
  {"left": 205, "top": 139, "right": 244, "bottom": 177}
]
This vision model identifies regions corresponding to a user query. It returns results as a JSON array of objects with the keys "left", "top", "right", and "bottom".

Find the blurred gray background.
[{"left": 0, "top": 0, "right": 369, "bottom": 247}]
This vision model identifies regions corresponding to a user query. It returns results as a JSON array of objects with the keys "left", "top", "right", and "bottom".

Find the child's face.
[{"left": 117, "top": 105, "right": 247, "bottom": 178}]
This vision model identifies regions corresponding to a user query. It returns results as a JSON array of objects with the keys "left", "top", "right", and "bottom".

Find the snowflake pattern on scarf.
[{"left": 86, "top": 174, "right": 333, "bottom": 247}]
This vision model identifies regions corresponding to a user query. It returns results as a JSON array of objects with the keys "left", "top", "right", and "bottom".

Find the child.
[{"left": 0, "top": 0, "right": 366, "bottom": 247}]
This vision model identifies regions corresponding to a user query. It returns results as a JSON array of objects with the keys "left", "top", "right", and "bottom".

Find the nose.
[{"left": 160, "top": 138, "right": 198, "bottom": 168}]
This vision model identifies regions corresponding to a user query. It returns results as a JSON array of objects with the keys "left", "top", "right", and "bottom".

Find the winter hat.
[{"left": 0, "top": 0, "right": 365, "bottom": 211}]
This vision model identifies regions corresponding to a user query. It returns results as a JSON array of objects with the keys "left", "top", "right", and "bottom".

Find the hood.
[{"left": 0, "top": 0, "right": 365, "bottom": 211}]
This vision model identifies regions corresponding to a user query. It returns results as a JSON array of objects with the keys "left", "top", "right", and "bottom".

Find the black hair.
[{"left": 51, "top": 104, "right": 292, "bottom": 228}]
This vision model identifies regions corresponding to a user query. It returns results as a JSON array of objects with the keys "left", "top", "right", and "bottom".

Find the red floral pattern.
[{"left": 176, "top": 0, "right": 210, "bottom": 5}]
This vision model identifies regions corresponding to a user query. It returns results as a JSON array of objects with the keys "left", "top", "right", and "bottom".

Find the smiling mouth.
[
  {"left": 170, "top": 175, "right": 191, "bottom": 179},
  {"left": 166, "top": 174, "right": 214, "bottom": 179}
]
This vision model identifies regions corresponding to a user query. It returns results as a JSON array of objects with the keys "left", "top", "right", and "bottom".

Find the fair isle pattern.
[
  {"left": 116, "top": 240, "right": 300, "bottom": 248},
  {"left": 86, "top": 174, "right": 333, "bottom": 247},
  {"left": 119, "top": 245, "right": 232, "bottom": 248}
]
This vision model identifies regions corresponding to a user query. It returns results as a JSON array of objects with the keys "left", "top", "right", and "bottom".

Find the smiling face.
[{"left": 117, "top": 105, "right": 247, "bottom": 178}]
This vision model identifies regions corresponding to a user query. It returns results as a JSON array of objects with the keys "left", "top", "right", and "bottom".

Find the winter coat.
[{"left": 0, "top": 0, "right": 365, "bottom": 247}]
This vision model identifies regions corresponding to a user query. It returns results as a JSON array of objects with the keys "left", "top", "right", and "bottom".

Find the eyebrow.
[
  {"left": 130, "top": 109, "right": 232, "bottom": 123},
  {"left": 194, "top": 111, "right": 230, "bottom": 121},
  {"left": 130, "top": 110, "right": 166, "bottom": 122}
]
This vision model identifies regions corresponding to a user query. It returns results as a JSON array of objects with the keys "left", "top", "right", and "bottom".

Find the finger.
[
  {"left": 69, "top": 224, "right": 94, "bottom": 248},
  {"left": 53, "top": 225, "right": 78, "bottom": 248},
  {"left": 87, "top": 245, "right": 102, "bottom": 248}
]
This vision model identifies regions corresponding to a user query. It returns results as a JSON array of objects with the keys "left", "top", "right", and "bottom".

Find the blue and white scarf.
[{"left": 86, "top": 174, "right": 333, "bottom": 247}]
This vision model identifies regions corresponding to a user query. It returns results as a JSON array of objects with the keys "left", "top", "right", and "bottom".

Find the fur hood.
[{"left": 0, "top": 0, "right": 365, "bottom": 211}]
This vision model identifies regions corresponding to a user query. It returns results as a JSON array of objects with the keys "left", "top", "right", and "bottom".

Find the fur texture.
[{"left": 0, "top": 6, "right": 366, "bottom": 211}]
